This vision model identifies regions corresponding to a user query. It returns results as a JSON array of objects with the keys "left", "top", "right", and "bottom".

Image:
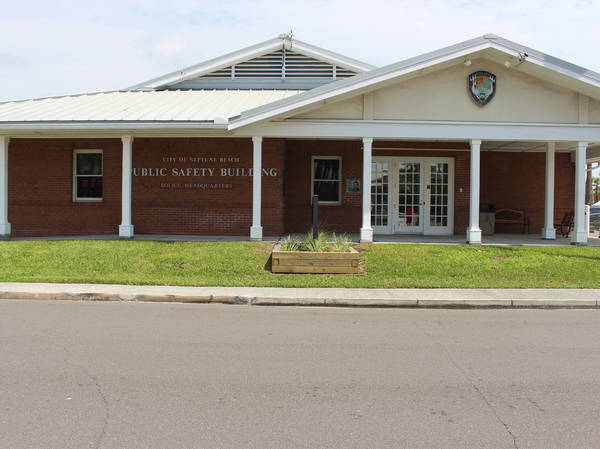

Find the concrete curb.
[{"left": 1, "top": 284, "right": 600, "bottom": 308}]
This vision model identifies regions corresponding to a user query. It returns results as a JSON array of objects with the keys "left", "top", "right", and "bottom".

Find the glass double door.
[{"left": 371, "top": 157, "right": 454, "bottom": 235}]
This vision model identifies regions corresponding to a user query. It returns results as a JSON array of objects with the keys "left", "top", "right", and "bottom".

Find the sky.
[{"left": 0, "top": 0, "right": 600, "bottom": 102}]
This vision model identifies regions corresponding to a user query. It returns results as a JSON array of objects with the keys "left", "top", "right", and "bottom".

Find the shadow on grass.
[
  {"left": 546, "top": 253, "right": 600, "bottom": 262},
  {"left": 263, "top": 254, "right": 273, "bottom": 272}
]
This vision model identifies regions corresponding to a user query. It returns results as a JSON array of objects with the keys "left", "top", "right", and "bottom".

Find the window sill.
[
  {"left": 73, "top": 199, "right": 103, "bottom": 203},
  {"left": 317, "top": 202, "right": 342, "bottom": 206}
]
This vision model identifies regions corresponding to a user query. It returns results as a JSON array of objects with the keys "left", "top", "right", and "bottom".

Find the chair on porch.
[
  {"left": 495, "top": 208, "right": 530, "bottom": 234},
  {"left": 555, "top": 211, "right": 574, "bottom": 238}
]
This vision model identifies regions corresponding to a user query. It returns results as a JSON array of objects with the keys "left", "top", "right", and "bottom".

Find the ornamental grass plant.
[{"left": 279, "top": 231, "right": 353, "bottom": 252}]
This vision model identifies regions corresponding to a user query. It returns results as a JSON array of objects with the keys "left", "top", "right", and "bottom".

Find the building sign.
[
  {"left": 133, "top": 155, "right": 278, "bottom": 190},
  {"left": 468, "top": 71, "right": 496, "bottom": 106},
  {"left": 346, "top": 179, "right": 361, "bottom": 194}
]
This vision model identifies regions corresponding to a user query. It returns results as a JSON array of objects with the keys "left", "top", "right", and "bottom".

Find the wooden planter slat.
[
  {"left": 274, "top": 251, "right": 359, "bottom": 260},
  {"left": 275, "top": 259, "right": 356, "bottom": 267},
  {"left": 274, "top": 265, "right": 357, "bottom": 274},
  {"left": 271, "top": 244, "right": 359, "bottom": 274}
]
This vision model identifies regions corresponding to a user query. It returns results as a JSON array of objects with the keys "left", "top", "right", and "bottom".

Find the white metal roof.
[
  {"left": 0, "top": 90, "right": 302, "bottom": 124},
  {"left": 128, "top": 36, "right": 375, "bottom": 91}
]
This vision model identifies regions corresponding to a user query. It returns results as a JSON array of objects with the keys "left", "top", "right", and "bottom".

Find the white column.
[
  {"left": 250, "top": 136, "right": 263, "bottom": 240},
  {"left": 542, "top": 142, "right": 556, "bottom": 239},
  {"left": 571, "top": 141, "right": 588, "bottom": 245},
  {"left": 467, "top": 139, "right": 482, "bottom": 244},
  {"left": 119, "top": 135, "right": 134, "bottom": 239},
  {"left": 360, "top": 137, "right": 374, "bottom": 243},
  {"left": 0, "top": 136, "right": 10, "bottom": 237}
]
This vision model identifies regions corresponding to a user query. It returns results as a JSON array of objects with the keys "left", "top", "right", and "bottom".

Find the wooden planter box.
[{"left": 271, "top": 244, "right": 359, "bottom": 274}]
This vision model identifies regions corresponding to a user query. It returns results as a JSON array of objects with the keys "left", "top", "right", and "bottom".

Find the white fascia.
[
  {"left": 233, "top": 119, "right": 600, "bottom": 142},
  {"left": 0, "top": 122, "right": 231, "bottom": 139},
  {"left": 0, "top": 122, "right": 228, "bottom": 131},
  {"left": 487, "top": 43, "right": 600, "bottom": 90}
]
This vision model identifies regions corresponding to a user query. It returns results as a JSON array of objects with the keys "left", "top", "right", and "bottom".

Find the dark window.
[
  {"left": 312, "top": 157, "right": 341, "bottom": 204},
  {"left": 75, "top": 151, "right": 103, "bottom": 200}
]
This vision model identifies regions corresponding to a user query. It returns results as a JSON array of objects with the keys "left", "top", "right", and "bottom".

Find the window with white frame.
[
  {"left": 73, "top": 150, "right": 103, "bottom": 201},
  {"left": 311, "top": 156, "right": 341, "bottom": 205}
]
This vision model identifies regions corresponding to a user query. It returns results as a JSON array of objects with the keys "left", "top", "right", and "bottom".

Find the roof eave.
[{"left": 0, "top": 121, "right": 229, "bottom": 131}]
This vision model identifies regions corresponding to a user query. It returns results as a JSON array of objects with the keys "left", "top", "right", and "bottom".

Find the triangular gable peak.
[
  {"left": 129, "top": 37, "right": 376, "bottom": 91},
  {"left": 228, "top": 34, "right": 600, "bottom": 129},
  {"left": 292, "top": 57, "right": 598, "bottom": 124}
]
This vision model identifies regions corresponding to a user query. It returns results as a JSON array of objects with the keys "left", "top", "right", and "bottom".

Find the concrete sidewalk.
[{"left": 1, "top": 282, "right": 600, "bottom": 308}]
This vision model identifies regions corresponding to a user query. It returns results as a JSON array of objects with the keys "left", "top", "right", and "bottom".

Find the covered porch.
[
  {"left": 356, "top": 138, "right": 592, "bottom": 245},
  {"left": 245, "top": 134, "right": 594, "bottom": 245}
]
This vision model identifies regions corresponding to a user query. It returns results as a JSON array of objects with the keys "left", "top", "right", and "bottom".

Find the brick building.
[{"left": 0, "top": 34, "right": 599, "bottom": 244}]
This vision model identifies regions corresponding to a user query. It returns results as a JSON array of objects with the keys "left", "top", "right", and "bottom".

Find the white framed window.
[
  {"left": 73, "top": 150, "right": 103, "bottom": 202},
  {"left": 311, "top": 156, "right": 342, "bottom": 205}
]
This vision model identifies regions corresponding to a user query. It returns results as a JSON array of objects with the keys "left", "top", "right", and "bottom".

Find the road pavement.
[{"left": 1, "top": 299, "right": 600, "bottom": 449}]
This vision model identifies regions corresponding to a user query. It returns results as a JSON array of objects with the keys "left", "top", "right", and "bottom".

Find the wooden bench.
[{"left": 495, "top": 208, "right": 530, "bottom": 234}]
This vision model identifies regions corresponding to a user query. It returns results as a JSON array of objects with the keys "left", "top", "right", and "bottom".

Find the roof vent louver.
[{"left": 172, "top": 49, "right": 359, "bottom": 90}]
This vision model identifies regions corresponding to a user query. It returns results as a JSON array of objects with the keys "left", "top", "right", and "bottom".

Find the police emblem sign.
[{"left": 468, "top": 71, "right": 496, "bottom": 106}]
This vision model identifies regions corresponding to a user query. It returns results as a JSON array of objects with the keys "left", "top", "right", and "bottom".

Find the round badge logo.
[{"left": 468, "top": 71, "right": 496, "bottom": 106}]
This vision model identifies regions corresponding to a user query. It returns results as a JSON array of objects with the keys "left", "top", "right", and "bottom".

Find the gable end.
[{"left": 167, "top": 49, "right": 359, "bottom": 90}]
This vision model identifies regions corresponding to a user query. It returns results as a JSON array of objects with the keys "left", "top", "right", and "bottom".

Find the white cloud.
[
  {"left": 152, "top": 37, "right": 187, "bottom": 58},
  {"left": 0, "top": 0, "right": 599, "bottom": 101}
]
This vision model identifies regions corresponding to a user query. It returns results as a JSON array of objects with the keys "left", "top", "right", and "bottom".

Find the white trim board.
[{"left": 235, "top": 120, "right": 600, "bottom": 142}]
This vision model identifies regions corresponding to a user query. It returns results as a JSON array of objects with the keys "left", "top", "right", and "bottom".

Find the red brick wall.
[
  {"left": 480, "top": 151, "right": 574, "bottom": 234},
  {"left": 283, "top": 141, "right": 574, "bottom": 236},
  {"left": 6, "top": 137, "right": 575, "bottom": 238},
  {"left": 284, "top": 140, "right": 363, "bottom": 233},
  {"left": 284, "top": 140, "right": 471, "bottom": 235},
  {"left": 9, "top": 138, "right": 122, "bottom": 237},
  {"left": 8, "top": 137, "right": 285, "bottom": 237},
  {"left": 131, "top": 138, "right": 285, "bottom": 236}
]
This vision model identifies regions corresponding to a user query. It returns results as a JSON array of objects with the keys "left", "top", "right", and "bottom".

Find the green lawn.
[{"left": 0, "top": 240, "right": 599, "bottom": 288}]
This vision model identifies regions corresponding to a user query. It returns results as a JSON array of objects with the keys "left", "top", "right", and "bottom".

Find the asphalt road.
[{"left": 1, "top": 300, "right": 600, "bottom": 449}]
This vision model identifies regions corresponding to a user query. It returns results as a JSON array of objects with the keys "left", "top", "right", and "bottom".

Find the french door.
[{"left": 371, "top": 157, "right": 454, "bottom": 235}]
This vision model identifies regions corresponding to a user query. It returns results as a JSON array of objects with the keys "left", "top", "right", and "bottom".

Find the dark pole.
[{"left": 311, "top": 195, "right": 319, "bottom": 240}]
